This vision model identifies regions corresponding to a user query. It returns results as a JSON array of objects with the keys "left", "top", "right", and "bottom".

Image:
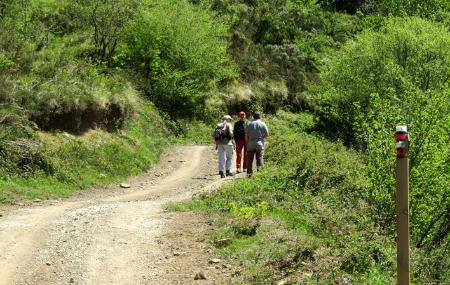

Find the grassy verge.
[
  {"left": 169, "top": 112, "right": 444, "bottom": 284},
  {"left": 0, "top": 101, "right": 169, "bottom": 203}
]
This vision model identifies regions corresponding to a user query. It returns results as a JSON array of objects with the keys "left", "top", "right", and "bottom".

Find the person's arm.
[
  {"left": 228, "top": 123, "right": 236, "bottom": 149},
  {"left": 264, "top": 123, "right": 269, "bottom": 138},
  {"left": 245, "top": 124, "right": 249, "bottom": 143},
  {"left": 228, "top": 123, "right": 234, "bottom": 138}
]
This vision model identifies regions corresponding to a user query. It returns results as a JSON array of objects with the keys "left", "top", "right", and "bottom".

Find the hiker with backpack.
[
  {"left": 234, "top": 111, "right": 248, "bottom": 173},
  {"left": 246, "top": 112, "right": 269, "bottom": 178},
  {"left": 213, "top": 115, "right": 234, "bottom": 178}
]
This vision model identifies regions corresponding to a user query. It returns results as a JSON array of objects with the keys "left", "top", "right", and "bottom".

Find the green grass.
[
  {"left": 0, "top": 100, "right": 169, "bottom": 203},
  {"left": 169, "top": 112, "right": 427, "bottom": 284},
  {"left": 0, "top": 176, "right": 73, "bottom": 203}
]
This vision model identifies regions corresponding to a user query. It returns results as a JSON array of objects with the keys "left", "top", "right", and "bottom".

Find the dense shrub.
[
  {"left": 376, "top": 0, "right": 450, "bottom": 19},
  {"left": 355, "top": 91, "right": 449, "bottom": 248},
  {"left": 0, "top": 1, "right": 139, "bottom": 133},
  {"left": 318, "top": 0, "right": 450, "bottom": 18},
  {"left": 0, "top": 105, "right": 49, "bottom": 176},
  {"left": 314, "top": 17, "right": 449, "bottom": 249},
  {"left": 8, "top": 37, "right": 137, "bottom": 132},
  {"left": 119, "top": 0, "right": 235, "bottom": 118},
  {"left": 70, "top": 0, "right": 140, "bottom": 65},
  {"left": 220, "top": 80, "right": 289, "bottom": 115},
  {"left": 197, "top": 0, "right": 361, "bottom": 113},
  {"left": 315, "top": 17, "right": 449, "bottom": 141}
]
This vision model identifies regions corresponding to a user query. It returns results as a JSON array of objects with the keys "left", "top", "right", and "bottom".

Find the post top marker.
[{"left": 396, "top": 126, "right": 408, "bottom": 133}]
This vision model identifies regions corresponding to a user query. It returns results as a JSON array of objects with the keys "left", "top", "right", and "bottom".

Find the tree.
[
  {"left": 72, "top": 0, "right": 139, "bottom": 66},
  {"left": 120, "top": 0, "right": 235, "bottom": 118}
]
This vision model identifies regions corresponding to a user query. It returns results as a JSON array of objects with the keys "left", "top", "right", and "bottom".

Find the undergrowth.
[{"left": 171, "top": 112, "right": 447, "bottom": 284}]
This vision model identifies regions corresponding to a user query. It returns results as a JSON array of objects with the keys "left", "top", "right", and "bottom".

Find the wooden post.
[{"left": 396, "top": 126, "right": 410, "bottom": 285}]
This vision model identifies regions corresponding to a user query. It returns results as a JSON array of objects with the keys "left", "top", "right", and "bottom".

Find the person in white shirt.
[{"left": 214, "top": 115, "right": 234, "bottom": 178}]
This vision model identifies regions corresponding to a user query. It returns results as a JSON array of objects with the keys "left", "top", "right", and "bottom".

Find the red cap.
[{"left": 239, "top": 111, "right": 246, "bottom": 117}]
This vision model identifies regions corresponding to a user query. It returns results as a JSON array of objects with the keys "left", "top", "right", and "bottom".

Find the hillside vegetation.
[
  {"left": 0, "top": 0, "right": 232, "bottom": 201},
  {"left": 1, "top": 0, "right": 449, "bottom": 283}
]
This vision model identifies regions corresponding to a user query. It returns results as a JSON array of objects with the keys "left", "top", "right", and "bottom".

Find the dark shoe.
[
  {"left": 247, "top": 173, "right": 252, "bottom": 178},
  {"left": 236, "top": 169, "right": 241, "bottom": 173},
  {"left": 226, "top": 170, "right": 234, "bottom": 177},
  {"left": 219, "top": 171, "right": 225, "bottom": 178}
]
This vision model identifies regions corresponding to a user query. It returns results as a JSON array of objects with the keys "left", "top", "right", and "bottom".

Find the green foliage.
[
  {"left": 70, "top": 0, "right": 140, "bottom": 65},
  {"left": 314, "top": 17, "right": 450, "bottom": 250},
  {"left": 220, "top": 80, "right": 289, "bottom": 114},
  {"left": 0, "top": 100, "right": 169, "bottom": 202},
  {"left": 355, "top": 91, "right": 449, "bottom": 249},
  {"left": 119, "top": 0, "right": 235, "bottom": 118},
  {"left": 266, "top": 110, "right": 316, "bottom": 135},
  {"left": 230, "top": 201, "right": 267, "bottom": 236},
  {"left": 170, "top": 120, "right": 213, "bottom": 144},
  {"left": 198, "top": 0, "right": 361, "bottom": 112},
  {"left": 377, "top": 0, "right": 450, "bottom": 19},
  {"left": 315, "top": 17, "right": 450, "bottom": 142},
  {"left": 0, "top": 53, "right": 14, "bottom": 71},
  {"left": 318, "top": 0, "right": 450, "bottom": 19},
  {"left": 14, "top": 40, "right": 137, "bottom": 131},
  {"left": 0, "top": 0, "right": 139, "bottom": 133},
  {"left": 0, "top": 106, "right": 51, "bottom": 177}
]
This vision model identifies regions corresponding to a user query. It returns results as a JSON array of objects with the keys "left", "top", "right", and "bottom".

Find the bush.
[
  {"left": 69, "top": 0, "right": 140, "bottom": 65},
  {"left": 202, "top": 0, "right": 361, "bottom": 112},
  {"left": 119, "top": 0, "right": 235, "bottom": 118},
  {"left": 314, "top": 17, "right": 450, "bottom": 142},
  {"left": 314, "top": 17, "right": 450, "bottom": 250},
  {"left": 355, "top": 90, "right": 449, "bottom": 249},
  {"left": 0, "top": 106, "right": 51, "bottom": 176},
  {"left": 377, "top": 0, "right": 450, "bottom": 19},
  {"left": 230, "top": 201, "right": 267, "bottom": 236}
]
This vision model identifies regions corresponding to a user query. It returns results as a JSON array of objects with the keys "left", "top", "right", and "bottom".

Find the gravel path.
[{"left": 0, "top": 145, "right": 238, "bottom": 285}]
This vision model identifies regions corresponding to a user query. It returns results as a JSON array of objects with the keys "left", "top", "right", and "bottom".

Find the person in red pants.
[{"left": 233, "top": 111, "right": 248, "bottom": 173}]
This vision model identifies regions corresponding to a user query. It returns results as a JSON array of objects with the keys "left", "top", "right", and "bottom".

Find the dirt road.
[{"left": 0, "top": 146, "right": 236, "bottom": 285}]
